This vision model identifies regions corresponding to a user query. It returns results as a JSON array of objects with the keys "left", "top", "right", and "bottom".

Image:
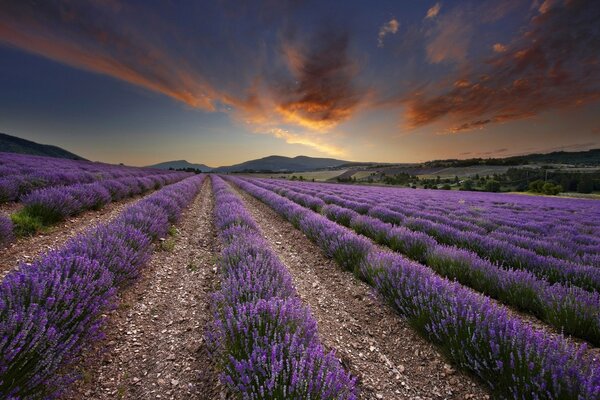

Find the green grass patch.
[{"left": 10, "top": 211, "right": 44, "bottom": 236}]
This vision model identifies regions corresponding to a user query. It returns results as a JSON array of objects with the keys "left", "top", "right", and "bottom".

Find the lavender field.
[
  {"left": 2, "top": 0, "right": 600, "bottom": 398},
  {"left": 0, "top": 153, "right": 599, "bottom": 399}
]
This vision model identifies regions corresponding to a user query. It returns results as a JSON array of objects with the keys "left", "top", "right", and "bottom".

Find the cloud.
[
  {"left": 266, "top": 128, "right": 346, "bottom": 156},
  {"left": 492, "top": 43, "right": 507, "bottom": 53},
  {"left": 426, "top": 3, "right": 442, "bottom": 19},
  {"left": 407, "top": 0, "right": 600, "bottom": 132},
  {"left": 274, "top": 27, "right": 364, "bottom": 131},
  {"left": 425, "top": 11, "right": 471, "bottom": 64},
  {"left": 0, "top": 0, "right": 359, "bottom": 157},
  {"left": 0, "top": 1, "right": 228, "bottom": 111},
  {"left": 377, "top": 18, "right": 399, "bottom": 47}
]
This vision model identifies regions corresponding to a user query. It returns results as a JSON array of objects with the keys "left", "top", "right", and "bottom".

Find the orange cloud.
[
  {"left": 273, "top": 28, "right": 364, "bottom": 132},
  {"left": 406, "top": 0, "right": 600, "bottom": 132},
  {"left": 0, "top": 4, "right": 226, "bottom": 112},
  {"left": 0, "top": 1, "right": 361, "bottom": 157},
  {"left": 426, "top": 3, "right": 442, "bottom": 19},
  {"left": 267, "top": 128, "right": 346, "bottom": 156},
  {"left": 492, "top": 43, "right": 507, "bottom": 53},
  {"left": 377, "top": 18, "right": 399, "bottom": 47},
  {"left": 426, "top": 11, "right": 471, "bottom": 64}
]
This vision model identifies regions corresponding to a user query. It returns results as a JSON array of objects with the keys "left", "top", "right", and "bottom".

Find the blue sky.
[{"left": 0, "top": 0, "right": 598, "bottom": 166}]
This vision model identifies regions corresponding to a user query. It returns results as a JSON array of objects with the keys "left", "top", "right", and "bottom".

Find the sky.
[{"left": 0, "top": 0, "right": 599, "bottom": 167}]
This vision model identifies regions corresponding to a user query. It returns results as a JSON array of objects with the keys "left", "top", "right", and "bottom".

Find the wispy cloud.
[
  {"left": 377, "top": 18, "right": 399, "bottom": 47},
  {"left": 407, "top": 0, "right": 600, "bottom": 131},
  {"left": 492, "top": 43, "right": 507, "bottom": 53},
  {"left": 274, "top": 27, "right": 364, "bottom": 131},
  {"left": 425, "top": 10, "right": 471, "bottom": 64},
  {"left": 426, "top": 3, "right": 442, "bottom": 19},
  {"left": 0, "top": 1, "right": 362, "bottom": 157},
  {"left": 266, "top": 128, "right": 346, "bottom": 156},
  {"left": 0, "top": 1, "right": 229, "bottom": 111}
]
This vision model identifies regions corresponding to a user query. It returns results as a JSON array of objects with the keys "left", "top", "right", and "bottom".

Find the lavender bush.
[
  {"left": 0, "top": 215, "right": 13, "bottom": 247},
  {"left": 243, "top": 177, "right": 600, "bottom": 345},
  {"left": 0, "top": 254, "right": 116, "bottom": 398},
  {"left": 0, "top": 151, "right": 191, "bottom": 202},
  {"left": 0, "top": 175, "right": 204, "bottom": 398},
  {"left": 12, "top": 172, "right": 190, "bottom": 236},
  {"left": 229, "top": 176, "right": 600, "bottom": 399},
  {"left": 209, "top": 175, "right": 356, "bottom": 399}
]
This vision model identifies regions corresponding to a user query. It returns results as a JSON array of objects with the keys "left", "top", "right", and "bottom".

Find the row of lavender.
[
  {"left": 241, "top": 178, "right": 600, "bottom": 345},
  {"left": 254, "top": 179, "right": 600, "bottom": 292},
  {"left": 227, "top": 176, "right": 600, "bottom": 399},
  {"left": 208, "top": 175, "right": 356, "bottom": 399},
  {"left": 265, "top": 179, "right": 600, "bottom": 267},
  {"left": 0, "top": 152, "right": 184, "bottom": 202},
  {"left": 0, "top": 175, "right": 204, "bottom": 398},
  {"left": 0, "top": 171, "right": 190, "bottom": 245}
]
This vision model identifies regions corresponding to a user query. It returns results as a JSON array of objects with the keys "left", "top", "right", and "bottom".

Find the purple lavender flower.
[{"left": 0, "top": 214, "right": 13, "bottom": 247}]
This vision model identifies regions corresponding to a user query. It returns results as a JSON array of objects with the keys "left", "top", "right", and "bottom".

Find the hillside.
[
  {"left": 214, "top": 155, "right": 351, "bottom": 172},
  {"left": 423, "top": 148, "right": 600, "bottom": 168},
  {"left": 0, "top": 132, "right": 86, "bottom": 160},
  {"left": 147, "top": 160, "right": 213, "bottom": 172}
]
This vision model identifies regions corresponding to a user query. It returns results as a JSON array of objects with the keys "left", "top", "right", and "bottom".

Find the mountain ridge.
[{"left": 0, "top": 132, "right": 86, "bottom": 160}]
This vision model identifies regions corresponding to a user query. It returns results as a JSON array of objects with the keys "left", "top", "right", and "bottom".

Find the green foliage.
[
  {"left": 461, "top": 179, "right": 474, "bottom": 191},
  {"left": 11, "top": 211, "right": 44, "bottom": 236},
  {"left": 528, "top": 180, "right": 545, "bottom": 193},
  {"left": 484, "top": 180, "right": 501, "bottom": 192},
  {"left": 542, "top": 182, "right": 562, "bottom": 195},
  {"left": 529, "top": 180, "right": 562, "bottom": 195},
  {"left": 577, "top": 177, "right": 594, "bottom": 193}
]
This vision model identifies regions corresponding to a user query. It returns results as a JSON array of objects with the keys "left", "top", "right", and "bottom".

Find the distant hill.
[
  {"left": 0, "top": 132, "right": 86, "bottom": 160},
  {"left": 147, "top": 160, "right": 213, "bottom": 172},
  {"left": 149, "top": 155, "right": 355, "bottom": 173},
  {"left": 423, "top": 149, "right": 600, "bottom": 168},
  {"left": 214, "top": 155, "right": 352, "bottom": 173}
]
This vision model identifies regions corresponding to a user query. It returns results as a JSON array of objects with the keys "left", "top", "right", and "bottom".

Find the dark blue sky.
[{"left": 0, "top": 0, "right": 598, "bottom": 166}]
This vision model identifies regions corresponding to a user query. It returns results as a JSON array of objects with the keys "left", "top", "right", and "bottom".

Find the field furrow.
[
  {"left": 232, "top": 184, "right": 490, "bottom": 399},
  {"left": 0, "top": 195, "right": 143, "bottom": 278},
  {"left": 230, "top": 176, "right": 600, "bottom": 399},
  {"left": 64, "top": 178, "right": 223, "bottom": 399}
]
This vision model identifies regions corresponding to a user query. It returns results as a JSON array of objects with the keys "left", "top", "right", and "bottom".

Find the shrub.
[
  {"left": 484, "top": 180, "right": 501, "bottom": 192},
  {"left": 10, "top": 211, "right": 44, "bottom": 236},
  {"left": 0, "top": 215, "right": 14, "bottom": 246}
]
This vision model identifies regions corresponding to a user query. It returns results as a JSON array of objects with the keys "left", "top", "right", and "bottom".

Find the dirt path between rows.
[
  {"left": 65, "top": 179, "right": 224, "bottom": 400},
  {"left": 0, "top": 196, "right": 144, "bottom": 279},
  {"left": 232, "top": 185, "right": 490, "bottom": 400}
]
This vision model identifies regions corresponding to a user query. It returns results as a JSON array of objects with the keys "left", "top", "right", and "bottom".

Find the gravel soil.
[
  {"left": 0, "top": 201, "right": 21, "bottom": 215},
  {"left": 0, "top": 196, "right": 145, "bottom": 279},
  {"left": 232, "top": 185, "right": 490, "bottom": 400},
  {"left": 64, "top": 179, "right": 224, "bottom": 400}
]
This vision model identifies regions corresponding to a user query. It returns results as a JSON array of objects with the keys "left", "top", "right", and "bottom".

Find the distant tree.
[
  {"left": 454, "top": 175, "right": 459, "bottom": 184},
  {"left": 577, "top": 177, "right": 594, "bottom": 193},
  {"left": 441, "top": 184, "right": 452, "bottom": 190},
  {"left": 461, "top": 179, "right": 474, "bottom": 191},
  {"left": 542, "top": 182, "right": 562, "bottom": 195},
  {"left": 528, "top": 180, "right": 545, "bottom": 193},
  {"left": 485, "top": 180, "right": 501, "bottom": 192}
]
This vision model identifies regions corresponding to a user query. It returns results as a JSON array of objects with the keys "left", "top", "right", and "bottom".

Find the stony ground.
[
  {"left": 0, "top": 196, "right": 142, "bottom": 279},
  {"left": 65, "top": 179, "right": 225, "bottom": 400},
  {"left": 39, "top": 178, "right": 496, "bottom": 399},
  {"left": 232, "top": 185, "right": 489, "bottom": 400}
]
